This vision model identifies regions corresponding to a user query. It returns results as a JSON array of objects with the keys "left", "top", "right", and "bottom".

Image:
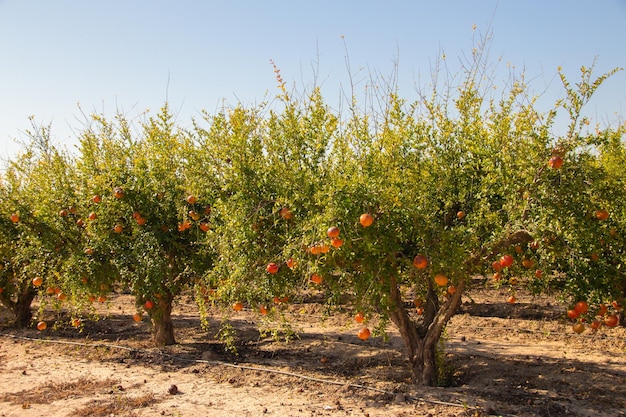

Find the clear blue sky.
[{"left": 1, "top": 0, "right": 625, "bottom": 163}]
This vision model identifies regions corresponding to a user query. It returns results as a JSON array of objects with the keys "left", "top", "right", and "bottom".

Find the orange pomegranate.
[
  {"left": 327, "top": 226, "right": 340, "bottom": 238},
  {"left": 359, "top": 213, "right": 374, "bottom": 227},
  {"left": 412, "top": 255, "right": 428, "bottom": 269},
  {"left": 357, "top": 327, "right": 371, "bottom": 340},
  {"left": 434, "top": 274, "right": 449, "bottom": 287},
  {"left": 310, "top": 273, "right": 323, "bottom": 285}
]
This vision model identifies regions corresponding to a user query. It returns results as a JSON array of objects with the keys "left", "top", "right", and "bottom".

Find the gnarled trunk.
[
  {"left": 387, "top": 295, "right": 437, "bottom": 385},
  {"left": 151, "top": 291, "right": 176, "bottom": 346},
  {"left": 387, "top": 230, "right": 534, "bottom": 384},
  {"left": 13, "top": 293, "right": 35, "bottom": 328},
  {"left": 388, "top": 275, "right": 464, "bottom": 386},
  {"left": 6, "top": 284, "right": 36, "bottom": 328}
]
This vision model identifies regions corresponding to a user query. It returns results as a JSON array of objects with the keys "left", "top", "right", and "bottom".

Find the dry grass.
[
  {"left": 73, "top": 393, "right": 160, "bottom": 417},
  {"left": 0, "top": 375, "right": 160, "bottom": 417},
  {"left": 0, "top": 377, "right": 119, "bottom": 405}
]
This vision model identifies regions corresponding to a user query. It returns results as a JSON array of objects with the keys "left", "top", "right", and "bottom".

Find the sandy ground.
[{"left": 0, "top": 286, "right": 624, "bottom": 417}]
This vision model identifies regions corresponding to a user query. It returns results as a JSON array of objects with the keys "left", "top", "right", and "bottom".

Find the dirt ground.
[{"left": 0, "top": 285, "right": 624, "bottom": 417}]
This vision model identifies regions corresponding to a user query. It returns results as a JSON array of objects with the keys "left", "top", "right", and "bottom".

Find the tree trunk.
[
  {"left": 387, "top": 231, "right": 534, "bottom": 384},
  {"left": 151, "top": 292, "right": 176, "bottom": 346},
  {"left": 387, "top": 275, "right": 464, "bottom": 386},
  {"left": 387, "top": 298, "right": 438, "bottom": 385},
  {"left": 12, "top": 286, "right": 36, "bottom": 328}
]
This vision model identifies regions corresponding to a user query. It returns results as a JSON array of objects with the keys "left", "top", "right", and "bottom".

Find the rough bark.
[
  {"left": 388, "top": 275, "right": 464, "bottom": 385},
  {"left": 151, "top": 291, "right": 176, "bottom": 346},
  {"left": 387, "top": 307, "right": 436, "bottom": 384},
  {"left": 387, "top": 230, "right": 534, "bottom": 385},
  {"left": 10, "top": 285, "right": 36, "bottom": 328},
  {"left": 13, "top": 296, "right": 35, "bottom": 328}
]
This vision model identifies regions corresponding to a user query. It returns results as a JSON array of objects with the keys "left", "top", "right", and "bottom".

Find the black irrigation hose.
[{"left": 0, "top": 332, "right": 486, "bottom": 412}]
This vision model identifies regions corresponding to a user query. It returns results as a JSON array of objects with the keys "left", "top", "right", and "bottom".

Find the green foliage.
[
  {"left": 258, "top": 311, "right": 300, "bottom": 344},
  {"left": 0, "top": 122, "right": 82, "bottom": 325},
  {"left": 188, "top": 58, "right": 624, "bottom": 384},
  {"left": 69, "top": 105, "right": 217, "bottom": 344},
  {"left": 1, "top": 51, "right": 623, "bottom": 382},
  {"left": 216, "top": 319, "right": 238, "bottom": 355}
]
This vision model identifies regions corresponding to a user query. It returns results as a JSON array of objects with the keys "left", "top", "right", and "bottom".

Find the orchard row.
[{"left": 1, "top": 61, "right": 624, "bottom": 385}]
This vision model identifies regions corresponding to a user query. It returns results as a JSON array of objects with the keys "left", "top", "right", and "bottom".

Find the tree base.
[{"left": 150, "top": 293, "right": 176, "bottom": 346}]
